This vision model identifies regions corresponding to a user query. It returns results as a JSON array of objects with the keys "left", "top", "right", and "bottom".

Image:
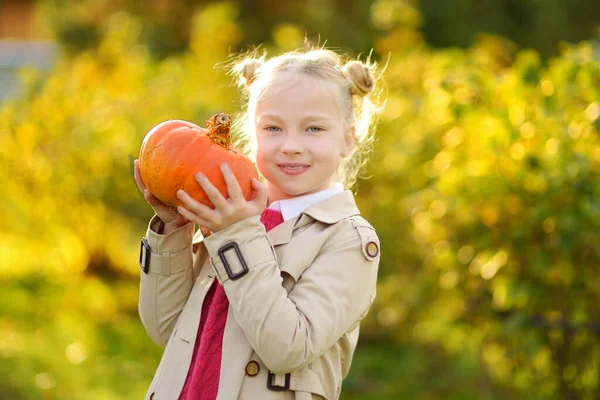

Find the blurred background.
[{"left": 1, "top": 0, "right": 600, "bottom": 399}]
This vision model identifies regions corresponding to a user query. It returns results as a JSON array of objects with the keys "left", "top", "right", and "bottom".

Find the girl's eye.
[
  {"left": 307, "top": 126, "right": 324, "bottom": 132},
  {"left": 264, "top": 126, "right": 281, "bottom": 132}
]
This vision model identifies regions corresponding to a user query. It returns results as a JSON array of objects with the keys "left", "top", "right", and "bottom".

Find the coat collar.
[
  {"left": 300, "top": 190, "right": 361, "bottom": 223},
  {"left": 267, "top": 190, "right": 360, "bottom": 246}
]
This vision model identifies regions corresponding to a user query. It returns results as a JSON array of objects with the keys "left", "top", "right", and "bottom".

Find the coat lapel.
[{"left": 266, "top": 217, "right": 296, "bottom": 246}]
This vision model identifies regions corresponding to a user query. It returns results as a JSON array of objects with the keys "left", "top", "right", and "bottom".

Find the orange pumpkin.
[{"left": 138, "top": 113, "right": 258, "bottom": 210}]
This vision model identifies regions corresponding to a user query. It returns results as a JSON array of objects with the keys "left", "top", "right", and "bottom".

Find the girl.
[{"left": 133, "top": 47, "right": 384, "bottom": 400}]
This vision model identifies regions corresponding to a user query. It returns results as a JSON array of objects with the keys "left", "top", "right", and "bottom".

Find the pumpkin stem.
[{"left": 205, "top": 113, "right": 232, "bottom": 149}]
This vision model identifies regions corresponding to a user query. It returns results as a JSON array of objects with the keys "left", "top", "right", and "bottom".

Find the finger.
[
  {"left": 251, "top": 178, "right": 268, "bottom": 208},
  {"left": 220, "top": 163, "right": 244, "bottom": 203},
  {"left": 133, "top": 159, "right": 148, "bottom": 193},
  {"left": 199, "top": 226, "right": 212, "bottom": 237},
  {"left": 195, "top": 172, "right": 228, "bottom": 209},
  {"left": 177, "top": 189, "right": 219, "bottom": 220},
  {"left": 177, "top": 205, "right": 215, "bottom": 231}
]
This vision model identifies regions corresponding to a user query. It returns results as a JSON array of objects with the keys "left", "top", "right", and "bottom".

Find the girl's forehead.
[
  {"left": 255, "top": 72, "right": 341, "bottom": 115},
  {"left": 260, "top": 72, "right": 326, "bottom": 96}
]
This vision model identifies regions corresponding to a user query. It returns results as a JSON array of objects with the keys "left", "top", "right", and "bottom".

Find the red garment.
[
  {"left": 179, "top": 209, "right": 284, "bottom": 399},
  {"left": 259, "top": 207, "right": 285, "bottom": 230}
]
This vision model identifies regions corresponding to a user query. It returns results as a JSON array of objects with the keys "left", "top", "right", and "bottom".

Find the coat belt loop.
[{"left": 267, "top": 371, "right": 290, "bottom": 391}]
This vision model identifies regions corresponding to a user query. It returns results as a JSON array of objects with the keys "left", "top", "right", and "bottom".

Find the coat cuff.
[
  {"left": 203, "top": 216, "right": 276, "bottom": 283},
  {"left": 143, "top": 215, "right": 194, "bottom": 275}
]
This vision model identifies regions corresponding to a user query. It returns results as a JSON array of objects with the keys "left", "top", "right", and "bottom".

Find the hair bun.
[
  {"left": 341, "top": 61, "right": 375, "bottom": 97},
  {"left": 238, "top": 59, "right": 264, "bottom": 87}
]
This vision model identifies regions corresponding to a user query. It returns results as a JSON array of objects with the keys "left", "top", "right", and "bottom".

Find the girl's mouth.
[{"left": 278, "top": 165, "right": 310, "bottom": 175}]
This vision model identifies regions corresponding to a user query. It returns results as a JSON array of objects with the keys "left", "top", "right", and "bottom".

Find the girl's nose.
[{"left": 280, "top": 134, "right": 304, "bottom": 154}]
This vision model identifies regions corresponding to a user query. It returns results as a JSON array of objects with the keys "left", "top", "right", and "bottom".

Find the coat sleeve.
[
  {"left": 138, "top": 215, "right": 205, "bottom": 347},
  {"left": 202, "top": 215, "right": 380, "bottom": 373}
]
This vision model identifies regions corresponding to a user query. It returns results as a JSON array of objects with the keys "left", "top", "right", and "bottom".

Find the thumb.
[
  {"left": 145, "top": 190, "right": 168, "bottom": 210},
  {"left": 251, "top": 178, "right": 268, "bottom": 208},
  {"left": 145, "top": 190, "right": 175, "bottom": 217},
  {"left": 200, "top": 226, "right": 212, "bottom": 237}
]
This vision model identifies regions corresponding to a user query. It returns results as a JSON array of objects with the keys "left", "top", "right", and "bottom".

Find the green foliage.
[
  {"left": 359, "top": 33, "right": 600, "bottom": 399},
  {"left": 1, "top": 5, "right": 241, "bottom": 399},
  {"left": 418, "top": 0, "right": 600, "bottom": 58},
  {"left": 2, "top": 1, "right": 600, "bottom": 399},
  {"left": 38, "top": 0, "right": 600, "bottom": 60}
]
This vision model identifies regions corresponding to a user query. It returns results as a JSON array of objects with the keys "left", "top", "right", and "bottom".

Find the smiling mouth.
[{"left": 278, "top": 165, "right": 310, "bottom": 175}]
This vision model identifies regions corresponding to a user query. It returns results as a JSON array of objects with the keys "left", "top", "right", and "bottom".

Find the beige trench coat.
[{"left": 138, "top": 190, "right": 380, "bottom": 400}]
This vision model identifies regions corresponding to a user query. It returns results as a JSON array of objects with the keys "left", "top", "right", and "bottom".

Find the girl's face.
[{"left": 254, "top": 73, "right": 354, "bottom": 203}]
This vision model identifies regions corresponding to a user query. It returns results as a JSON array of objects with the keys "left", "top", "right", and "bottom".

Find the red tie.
[{"left": 179, "top": 208, "right": 284, "bottom": 400}]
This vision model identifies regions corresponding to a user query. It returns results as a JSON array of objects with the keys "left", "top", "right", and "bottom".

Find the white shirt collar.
[{"left": 267, "top": 183, "right": 345, "bottom": 221}]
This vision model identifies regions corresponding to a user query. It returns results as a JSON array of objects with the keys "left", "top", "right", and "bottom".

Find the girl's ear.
[{"left": 342, "top": 127, "right": 356, "bottom": 157}]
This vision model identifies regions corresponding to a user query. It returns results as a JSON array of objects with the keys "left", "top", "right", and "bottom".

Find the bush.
[
  {"left": 0, "top": 5, "right": 241, "bottom": 399},
  {"left": 359, "top": 35, "right": 600, "bottom": 399}
]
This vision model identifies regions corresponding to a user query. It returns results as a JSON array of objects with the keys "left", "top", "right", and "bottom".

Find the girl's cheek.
[
  {"left": 258, "top": 139, "right": 280, "bottom": 156},
  {"left": 255, "top": 150, "right": 270, "bottom": 167}
]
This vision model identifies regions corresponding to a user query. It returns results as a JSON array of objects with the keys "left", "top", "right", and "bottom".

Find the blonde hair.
[{"left": 230, "top": 47, "right": 385, "bottom": 190}]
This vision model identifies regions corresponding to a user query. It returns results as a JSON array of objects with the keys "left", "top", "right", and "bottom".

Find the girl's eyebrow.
[
  {"left": 301, "top": 115, "right": 332, "bottom": 122},
  {"left": 259, "top": 114, "right": 332, "bottom": 122},
  {"left": 259, "top": 114, "right": 284, "bottom": 122}
]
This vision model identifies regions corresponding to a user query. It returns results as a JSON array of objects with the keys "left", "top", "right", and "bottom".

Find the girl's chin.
[
  {"left": 278, "top": 186, "right": 309, "bottom": 197},
  {"left": 269, "top": 182, "right": 312, "bottom": 199}
]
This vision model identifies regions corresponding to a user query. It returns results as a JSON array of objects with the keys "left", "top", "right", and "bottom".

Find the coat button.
[
  {"left": 245, "top": 360, "right": 260, "bottom": 377},
  {"left": 366, "top": 241, "right": 379, "bottom": 258}
]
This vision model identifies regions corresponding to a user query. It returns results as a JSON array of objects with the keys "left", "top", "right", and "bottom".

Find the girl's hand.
[
  {"left": 133, "top": 159, "right": 189, "bottom": 229},
  {"left": 175, "top": 163, "right": 267, "bottom": 233}
]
